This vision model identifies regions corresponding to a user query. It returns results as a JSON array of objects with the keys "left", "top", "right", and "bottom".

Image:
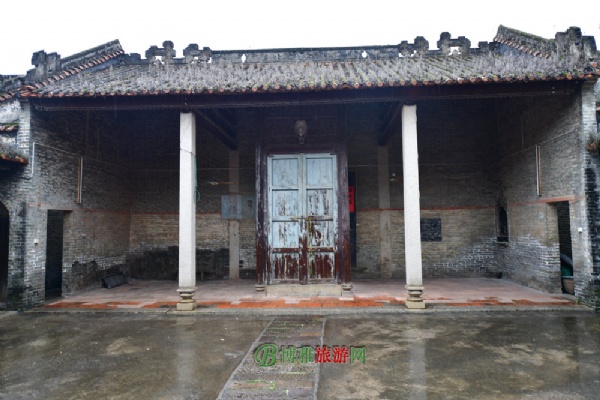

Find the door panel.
[
  {"left": 306, "top": 157, "right": 334, "bottom": 187},
  {"left": 307, "top": 189, "right": 333, "bottom": 216},
  {"left": 268, "top": 154, "right": 337, "bottom": 283},
  {"left": 272, "top": 158, "right": 299, "bottom": 187},
  {"left": 273, "top": 253, "right": 299, "bottom": 280},
  {"left": 307, "top": 219, "right": 335, "bottom": 279},
  {"left": 305, "top": 155, "right": 336, "bottom": 280},
  {"left": 308, "top": 220, "right": 334, "bottom": 248},
  {"left": 272, "top": 221, "right": 300, "bottom": 248},
  {"left": 273, "top": 191, "right": 299, "bottom": 217}
]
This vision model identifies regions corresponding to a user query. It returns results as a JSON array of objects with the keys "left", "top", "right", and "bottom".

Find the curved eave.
[
  {"left": 20, "top": 70, "right": 599, "bottom": 101},
  {"left": 0, "top": 49, "right": 125, "bottom": 103},
  {"left": 29, "top": 79, "right": 583, "bottom": 112}
]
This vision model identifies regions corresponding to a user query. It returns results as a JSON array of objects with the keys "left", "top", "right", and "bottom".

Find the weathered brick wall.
[
  {"left": 579, "top": 81, "right": 600, "bottom": 309},
  {"left": 347, "top": 100, "right": 498, "bottom": 278},
  {"left": 496, "top": 204, "right": 561, "bottom": 292},
  {"left": 2, "top": 102, "right": 134, "bottom": 307},
  {"left": 0, "top": 102, "right": 40, "bottom": 308},
  {"left": 31, "top": 108, "right": 132, "bottom": 297},
  {"left": 4, "top": 83, "right": 595, "bottom": 307},
  {"left": 127, "top": 109, "right": 257, "bottom": 279},
  {"left": 495, "top": 93, "right": 581, "bottom": 293}
]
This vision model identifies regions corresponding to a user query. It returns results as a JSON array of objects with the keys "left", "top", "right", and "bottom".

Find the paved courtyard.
[{"left": 1, "top": 311, "right": 599, "bottom": 399}]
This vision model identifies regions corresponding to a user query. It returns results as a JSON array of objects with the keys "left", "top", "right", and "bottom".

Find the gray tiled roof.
[
  {"left": 21, "top": 53, "right": 598, "bottom": 99},
  {"left": 6, "top": 26, "right": 600, "bottom": 102}
]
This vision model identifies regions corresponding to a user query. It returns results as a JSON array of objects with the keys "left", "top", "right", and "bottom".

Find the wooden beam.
[
  {"left": 378, "top": 102, "right": 403, "bottom": 146},
  {"left": 194, "top": 109, "right": 237, "bottom": 150},
  {"left": 212, "top": 109, "right": 237, "bottom": 128},
  {"left": 255, "top": 108, "right": 268, "bottom": 286},
  {"left": 205, "top": 109, "right": 237, "bottom": 136},
  {"left": 337, "top": 105, "right": 351, "bottom": 284}
]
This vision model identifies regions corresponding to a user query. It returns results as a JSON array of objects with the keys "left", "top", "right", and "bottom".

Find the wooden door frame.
[
  {"left": 266, "top": 153, "right": 339, "bottom": 284},
  {"left": 255, "top": 105, "right": 351, "bottom": 285}
]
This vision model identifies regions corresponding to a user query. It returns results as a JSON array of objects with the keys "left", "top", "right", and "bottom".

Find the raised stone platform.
[{"left": 265, "top": 284, "right": 342, "bottom": 297}]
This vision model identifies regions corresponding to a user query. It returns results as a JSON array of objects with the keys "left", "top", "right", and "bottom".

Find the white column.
[
  {"left": 402, "top": 104, "right": 425, "bottom": 309},
  {"left": 177, "top": 112, "right": 197, "bottom": 311}
]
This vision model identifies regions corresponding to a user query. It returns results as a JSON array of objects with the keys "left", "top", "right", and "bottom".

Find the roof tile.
[{"left": 5, "top": 27, "right": 598, "bottom": 102}]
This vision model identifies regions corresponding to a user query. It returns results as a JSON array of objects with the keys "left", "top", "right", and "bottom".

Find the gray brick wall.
[
  {"left": 495, "top": 92, "right": 585, "bottom": 293},
  {"left": 0, "top": 102, "right": 37, "bottom": 308},
  {"left": 579, "top": 81, "right": 600, "bottom": 309},
  {"left": 2, "top": 80, "right": 598, "bottom": 308},
  {"left": 126, "top": 109, "right": 257, "bottom": 279},
  {"left": 0, "top": 106, "right": 135, "bottom": 305},
  {"left": 347, "top": 100, "right": 498, "bottom": 278}
]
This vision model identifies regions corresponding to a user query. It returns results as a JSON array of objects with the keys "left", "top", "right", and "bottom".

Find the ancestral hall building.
[{"left": 1, "top": 26, "right": 599, "bottom": 310}]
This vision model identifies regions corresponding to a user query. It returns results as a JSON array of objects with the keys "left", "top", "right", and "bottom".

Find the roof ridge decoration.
[
  {"left": 24, "top": 40, "right": 124, "bottom": 83},
  {"left": 494, "top": 25, "right": 598, "bottom": 61},
  {"left": 1, "top": 40, "right": 126, "bottom": 102},
  {"left": 183, "top": 44, "right": 212, "bottom": 64},
  {"left": 136, "top": 33, "right": 492, "bottom": 64},
  {"left": 145, "top": 41, "right": 176, "bottom": 65},
  {"left": 398, "top": 37, "right": 429, "bottom": 57},
  {"left": 437, "top": 33, "right": 471, "bottom": 56}
]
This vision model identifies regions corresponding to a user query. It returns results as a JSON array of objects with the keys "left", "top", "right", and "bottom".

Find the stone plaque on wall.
[
  {"left": 221, "top": 195, "right": 256, "bottom": 220},
  {"left": 420, "top": 218, "right": 442, "bottom": 242}
]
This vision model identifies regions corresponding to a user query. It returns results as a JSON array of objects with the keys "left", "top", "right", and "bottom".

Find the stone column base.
[
  {"left": 177, "top": 288, "right": 197, "bottom": 311},
  {"left": 255, "top": 284, "right": 266, "bottom": 293},
  {"left": 405, "top": 285, "right": 425, "bottom": 309},
  {"left": 341, "top": 283, "right": 353, "bottom": 297}
]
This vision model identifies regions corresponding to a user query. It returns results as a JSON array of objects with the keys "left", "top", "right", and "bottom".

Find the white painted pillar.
[
  {"left": 402, "top": 104, "right": 425, "bottom": 309},
  {"left": 228, "top": 150, "right": 240, "bottom": 279},
  {"left": 177, "top": 112, "right": 197, "bottom": 311}
]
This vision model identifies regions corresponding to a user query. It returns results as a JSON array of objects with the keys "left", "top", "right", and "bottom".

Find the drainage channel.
[{"left": 217, "top": 316, "right": 325, "bottom": 399}]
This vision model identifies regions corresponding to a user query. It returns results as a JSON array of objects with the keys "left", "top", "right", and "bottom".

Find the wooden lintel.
[
  {"left": 378, "top": 102, "right": 403, "bottom": 146},
  {"left": 194, "top": 110, "right": 237, "bottom": 150}
]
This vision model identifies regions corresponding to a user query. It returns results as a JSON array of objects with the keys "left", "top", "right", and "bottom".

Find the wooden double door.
[{"left": 268, "top": 153, "right": 338, "bottom": 283}]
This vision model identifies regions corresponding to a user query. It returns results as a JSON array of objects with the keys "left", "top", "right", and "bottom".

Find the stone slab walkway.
[{"left": 218, "top": 316, "right": 324, "bottom": 399}]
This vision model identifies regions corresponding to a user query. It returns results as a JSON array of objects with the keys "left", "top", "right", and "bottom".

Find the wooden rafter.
[
  {"left": 194, "top": 109, "right": 237, "bottom": 150},
  {"left": 378, "top": 102, "right": 403, "bottom": 146},
  {"left": 206, "top": 109, "right": 237, "bottom": 136}
]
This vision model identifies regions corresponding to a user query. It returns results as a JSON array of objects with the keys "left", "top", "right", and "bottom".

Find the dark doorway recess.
[
  {"left": 497, "top": 206, "right": 509, "bottom": 242},
  {"left": 556, "top": 202, "right": 574, "bottom": 294},
  {"left": 45, "top": 210, "right": 65, "bottom": 300},
  {"left": 0, "top": 202, "right": 9, "bottom": 305}
]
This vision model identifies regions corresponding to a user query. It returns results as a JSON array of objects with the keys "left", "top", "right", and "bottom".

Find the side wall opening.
[
  {"left": 45, "top": 210, "right": 65, "bottom": 299},
  {"left": 556, "top": 201, "right": 574, "bottom": 294}
]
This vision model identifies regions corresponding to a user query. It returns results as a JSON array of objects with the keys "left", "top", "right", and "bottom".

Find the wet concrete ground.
[{"left": 1, "top": 311, "right": 599, "bottom": 399}]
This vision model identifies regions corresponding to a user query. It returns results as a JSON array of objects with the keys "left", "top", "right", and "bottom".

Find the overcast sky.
[{"left": 1, "top": 0, "right": 598, "bottom": 75}]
